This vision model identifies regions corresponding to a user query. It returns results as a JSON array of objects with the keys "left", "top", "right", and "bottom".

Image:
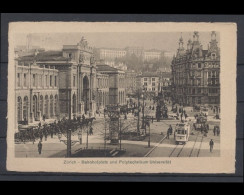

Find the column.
[
  {"left": 77, "top": 67, "right": 80, "bottom": 113},
  {"left": 37, "top": 92, "right": 40, "bottom": 121}
]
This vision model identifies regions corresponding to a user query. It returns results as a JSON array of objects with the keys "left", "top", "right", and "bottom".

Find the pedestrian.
[
  {"left": 168, "top": 125, "right": 173, "bottom": 135},
  {"left": 44, "top": 131, "right": 48, "bottom": 141},
  {"left": 89, "top": 126, "right": 93, "bottom": 135},
  {"left": 38, "top": 141, "right": 42, "bottom": 155},
  {"left": 213, "top": 126, "right": 216, "bottom": 136},
  {"left": 32, "top": 128, "right": 35, "bottom": 144},
  {"left": 166, "top": 129, "right": 170, "bottom": 139},
  {"left": 82, "top": 114, "right": 86, "bottom": 122},
  {"left": 209, "top": 139, "right": 214, "bottom": 152},
  {"left": 39, "top": 130, "right": 43, "bottom": 142},
  {"left": 200, "top": 124, "right": 204, "bottom": 134},
  {"left": 217, "top": 127, "right": 220, "bottom": 136},
  {"left": 50, "top": 124, "right": 54, "bottom": 138}
]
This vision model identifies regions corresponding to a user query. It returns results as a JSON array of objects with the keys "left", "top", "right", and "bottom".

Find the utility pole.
[
  {"left": 67, "top": 129, "right": 72, "bottom": 157},
  {"left": 119, "top": 118, "right": 122, "bottom": 150},
  {"left": 29, "top": 63, "right": 33, "bottom": 124},
  {"left": 142, "top": 93, "right": 145, "bottom": 131},
  {"left": 86, "top": 125, "right": 89, "bottom": 149},
  {"left": 148, "top": 124, "right": 151, "bottom": 148},
  {"left": 89, "top": 66, "right": 92, "bottom": 118},
  {"left": 104, "top": 117, "right": 107, "bottom": 156},
  {"left": 137, "top": 89, "right": 140, "bottom": 135}
]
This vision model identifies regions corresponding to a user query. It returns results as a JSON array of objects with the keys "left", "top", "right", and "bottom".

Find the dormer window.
[{"left": 211, "top": 53, "right": 216, "bottom": 59}]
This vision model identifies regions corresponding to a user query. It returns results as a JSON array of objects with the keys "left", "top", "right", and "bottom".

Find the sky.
[{"left": 14, "top": 32, "right": 220, "bottom": 53}]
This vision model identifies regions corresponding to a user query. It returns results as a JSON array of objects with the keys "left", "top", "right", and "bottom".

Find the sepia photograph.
[{"left": 7, "top": 22, "right": 236, "bottom": 173}]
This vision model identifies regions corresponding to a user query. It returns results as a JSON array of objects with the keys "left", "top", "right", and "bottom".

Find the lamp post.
[
  {"left": 104, "top": 116, "right": 107, "bottom": 156},
  {"left": 141, "top": 85, "right": 146, "bottom": 130},
  {"left": 67, "top": 128, "right": 72, "bottom": 157},
  {"left": 86, "top": 124, "right": 89, "bottom": 149},
  {"left": 89, "top": 65, "right": 93, "bottom": 118},
  {"left": 137, "top": 89, "right": 140, "bottom": 135},
  {"left": 78, "top": 130, "right": 82, "bottom": 144},
  {"left": 148, "top": 122, "right": 151, "bottom": 147},
  {"left": 141, "top": 93, "right": 145, "bottom": 130},
  {"left": 117, "top": 107, "right": 121, "bottom": 146}
]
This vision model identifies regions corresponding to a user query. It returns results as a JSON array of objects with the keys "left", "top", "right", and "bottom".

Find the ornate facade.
[
  {"left": 171, "top": 31, "right": 220, "bottom": 107},
  {"left": 14, "top": 37, "right": 126, "bottom": 132}
]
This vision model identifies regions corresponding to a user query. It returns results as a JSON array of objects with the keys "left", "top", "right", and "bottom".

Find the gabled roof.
[
  {"left": 17, "top": 51, "right": 69, "bottom": 62},
  {"left": 96, "top": 64, "right": 119, "bottom": 71}
]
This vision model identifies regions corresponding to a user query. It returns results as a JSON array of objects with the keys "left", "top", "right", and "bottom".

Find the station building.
[{"left": 14, "top": 37, "right": 126, "bottom": 132}]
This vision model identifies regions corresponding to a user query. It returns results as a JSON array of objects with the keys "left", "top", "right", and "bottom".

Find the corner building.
[{"left": 171, "top": 31, "right": 220, "bottom": 107}]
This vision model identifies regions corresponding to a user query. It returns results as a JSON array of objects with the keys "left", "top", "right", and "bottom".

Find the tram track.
[
  {"left": 189, "top": 131, "right": 203, "bottom": 157},
  {"left": 197, "top": 135, "right": 204, "bottom": 157},
  {"left": 169, "top": 143, "right": 185, "bottom": 157}
]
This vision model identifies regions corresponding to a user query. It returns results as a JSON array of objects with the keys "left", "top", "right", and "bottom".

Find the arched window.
[
  {"left": 40, "top": 95, "right": 43, "bottom": 117},
  {"left": 50, "top": 95, "right": 54, "bottom": 117},
  {"left": 72, "top": 94, "right": 77, "bottom": 114},
  {"left": 54, "top": 95, "right": 58, "bottom": 116},
  {"left": 44, "top": 95, "right": 49, "bottom": 118},
  {"left": 17, "top": 97, "right": 22, "bottom": 122},
  {"left": 33, "top": 95, "right": 38, "bottom": 119},
  {"left": 23, "top": 96, "right": 28, "bottom": 121}
]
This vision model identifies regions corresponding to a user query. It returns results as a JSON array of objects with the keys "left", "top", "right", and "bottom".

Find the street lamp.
[
  {"left": 89, "top": 65, "right": 93, "bottom": 118},
  {"left": 141, "top": 87, "right": 145, "bottom": 130},
  {"left": 78, "top": 130, "right": 82, "bottom": 144},
  {"left": 137, "top": 89, "right": 140, "bottom": 135},
  {"left": 148, "top": 122, "right": 151, "bottom": 147}
]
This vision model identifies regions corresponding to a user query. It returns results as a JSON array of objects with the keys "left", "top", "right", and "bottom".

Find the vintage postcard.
[{"left": 7, "top": 22, "right": 236, "bottom": 173}]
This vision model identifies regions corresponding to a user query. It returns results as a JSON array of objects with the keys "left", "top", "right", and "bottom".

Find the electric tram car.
[{"left": 174, "top": 122, "right": 190, "bottom": 145}]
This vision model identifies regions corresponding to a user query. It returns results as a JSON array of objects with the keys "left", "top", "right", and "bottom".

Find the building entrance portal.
[{"left": 83, "top": 76, "right": 89, "bottom": 114}]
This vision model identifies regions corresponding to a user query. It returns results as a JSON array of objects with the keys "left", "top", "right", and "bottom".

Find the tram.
[{"left": 174, "top": 122, "right": 190, "bottom": 145}]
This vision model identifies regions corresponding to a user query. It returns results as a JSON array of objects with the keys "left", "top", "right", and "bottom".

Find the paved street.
[{"left": 15, "top": 99, "right": 220, "bottom": 158}]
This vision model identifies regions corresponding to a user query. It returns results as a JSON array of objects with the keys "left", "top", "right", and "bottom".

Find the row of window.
[
  {"left": 97, "top": 78, "right": 109, "bottom": 88},
  {"left": 144, "top": 87, "right": 156, "bottom": 91},
  {"left": 17, "top": 73, "right": 58, "bottom": 88},
  {"left": 17, "top": 95, "right": 58, "bottom": 122},
  {"left": 143, "top": 82, "right": 157, "bottom": 87},
  {"left": 173, "top": 61, "right": 219, "bottom": 69},
  {"left": 144, "top": 77, "right": 156, "bottom": 81},
  {"left": 176, "top": 88, "right": 219, "bottom": 95}
]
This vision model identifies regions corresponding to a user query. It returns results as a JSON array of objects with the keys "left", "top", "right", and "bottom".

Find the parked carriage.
[
  {"left": 193, "top": 115, "right": 209, "bottom": 131},
  {"left": 200, "top": 107, "right": 209, "bottom": 116},
  {"left": 15, "top": 125, "right": 39, "bottom": 143}
]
